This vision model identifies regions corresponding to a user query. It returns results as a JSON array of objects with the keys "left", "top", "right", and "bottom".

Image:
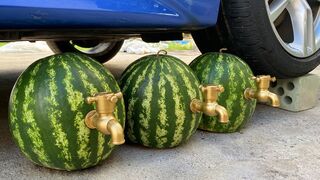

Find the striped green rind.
[
  {"left": 9, "top": 53, "right": 125, "bottom": 171},
  {"left": 190, "top": 52, "right": 257, "bottom": 133},
  {"left": 120, "top": 54, "right": 203, "bottom": 148}
]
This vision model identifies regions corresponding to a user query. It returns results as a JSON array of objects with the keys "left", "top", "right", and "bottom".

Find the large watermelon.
[
  {"left": 190, "top": 52, "right": 256, "bottom": 133},
  {"left": 120, "top": 54, "right": 203, "bottom": 148},
  {"left": 9, "top": 53, "right": 125, "bottom": 171}
]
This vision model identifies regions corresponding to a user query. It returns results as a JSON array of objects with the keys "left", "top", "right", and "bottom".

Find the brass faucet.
[
  {"left": 190, "top": 85, "right": 229, "bottom": 123},
  {"left": 244, "top": 75, "right": 280, "bottom": 107},
  {"left": 85, "top": 92, "right": 125, "bottom": 145}
]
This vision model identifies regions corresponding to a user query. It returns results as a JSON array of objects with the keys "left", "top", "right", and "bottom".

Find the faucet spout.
[
  {"left": 267, "top": 92, "right": 280, "bottom": 107},
  {"left": 244, "top": 75, "right": 280, "bottom": 107},
  {"left": 215, "top": 105, "right": 229, "bottom": 124},
  {"left": 86, "top": 113, "right": 125, "bottom": 145},
  {"left": 85, "top": 92, "right": 125, "bottom": 145},
  {"left": 106, "top": 119, "right": 125, "bottom": 145},
  {"left": 190, "top": 85, "right": 229, "bottom": 123}
]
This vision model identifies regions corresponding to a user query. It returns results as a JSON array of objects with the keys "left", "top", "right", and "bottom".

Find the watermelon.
[
  {"left": 190, "top": 52, "right": 257, "bottom": 133},
  {"left": 120, "top": 54, "right": 203, "bottom": 148},
  {"left": 9, "top": 53, "right": 125, "bottom": 171}
]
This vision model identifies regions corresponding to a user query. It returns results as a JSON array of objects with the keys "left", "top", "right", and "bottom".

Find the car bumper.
[{"left": 0, "top": 0, "right": 220, "bottom": 30}]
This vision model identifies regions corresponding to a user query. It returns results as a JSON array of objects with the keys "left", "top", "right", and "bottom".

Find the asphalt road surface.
[{"left": 1, "top": 50, "right": 320, "bottom": 180}]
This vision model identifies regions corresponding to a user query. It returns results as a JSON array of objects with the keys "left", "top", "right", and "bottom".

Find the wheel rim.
[
  {"left": 266, "top": 0, "right": 320, "bottom": 58},
  {"left": 70, "top": 41, "right": 112, "bottom": 55}
]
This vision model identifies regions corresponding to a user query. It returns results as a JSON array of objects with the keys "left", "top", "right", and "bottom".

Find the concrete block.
[{"left": 269, "top": 74, "right": 320, "bottom": 112}]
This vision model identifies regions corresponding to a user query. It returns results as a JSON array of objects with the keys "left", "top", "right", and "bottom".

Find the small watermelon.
[
  {"left": 9, "top": 53, "right": 125, "bottom": 171},
  {"left": 190, "top": 52, "right": 257, "bottom": 133},
  {"left": 120, "top": 53, "right": 203, "bottom": 148}
]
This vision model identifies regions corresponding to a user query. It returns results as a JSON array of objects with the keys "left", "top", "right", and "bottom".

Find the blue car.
[{"left": 0, "top": 0, "right": 319, "bottom": 78}]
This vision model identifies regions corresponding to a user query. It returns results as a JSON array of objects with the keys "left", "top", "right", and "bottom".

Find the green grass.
[
  {"left": 74, "top": 45, "right": 91, "bottom": 52},
  {"left": 0, "top": 42, "right": 8, "bottom": 47},
  {"left": 165, "top": 41, "right": 194, "bottom": 51}
]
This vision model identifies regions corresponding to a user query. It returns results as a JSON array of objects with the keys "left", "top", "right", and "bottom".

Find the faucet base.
[
  {"left": 244, "top": 88, "right": 255, "bottom": 100},
  {"left": 85, "top": 110, "right": 98, "bottom": 129},
  {"left": 190, "top": 99, "right": 202, "bottom": 113}
]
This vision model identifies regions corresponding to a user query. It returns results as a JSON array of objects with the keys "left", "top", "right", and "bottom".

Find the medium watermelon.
[
  {"left": 9, "top": 53, "right": 125, "bottom": 171},
  {"left": 120, "top": 54, "right": 203, "bottom": 148},
  {"left": 190, "top": 52, "right": 256, "bottom": 133}
]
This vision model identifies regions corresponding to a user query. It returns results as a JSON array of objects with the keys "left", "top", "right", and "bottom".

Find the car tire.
[
  {"left": 192, "top": 0, "right": 320, "bottom": 78},
  {"left": 47, "top": 40, "right": 124, "bottom": 63}
]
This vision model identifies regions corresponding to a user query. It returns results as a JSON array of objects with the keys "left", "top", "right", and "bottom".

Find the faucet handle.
[
  {"left": 245, "top": 75, "right": 281, "bottom": 107},
  {"left": 86, "top": 92, "right": 123, "bottom": 115},
  {"left": 86, "top": 96, "right": 98, "bottom": 104},
  {"left": 107, "top": 92, "right": 123, "bottom": 103},
  {"left": 254, "top": 75, "right": 277, "bottom": 89},
  {"left": 199, "top": 85, "right": 225, "bottom": 103},
  {"left": 252, "top": 76, "right": 261, "bottom": 83},
  {"left": 216, "top": 85, "right": 224, "bottom": 93},
  {"left": 85, "top": 92, "right": 125, "bottom": 145},
  {"left": 191, "top": 84, "right": 229, "bottom": 123},
  {"left": 86, "top": 92, "right": 123, "bottom": 104},
  {"left": 200, "top": 85, "right": 224, "bottom": 94}
]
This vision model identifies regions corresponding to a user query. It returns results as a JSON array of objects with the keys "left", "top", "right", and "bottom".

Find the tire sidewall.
[
  {"left": 47, "top": 40, "right": 124, "bottom": 63},
  {"left": 242, "top": 0, "right": 320, "bottom": 77}
]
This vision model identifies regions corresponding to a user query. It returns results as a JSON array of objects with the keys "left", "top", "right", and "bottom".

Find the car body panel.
[{"left": 0, "top": 0, "right": 220, "bottom": 30}]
